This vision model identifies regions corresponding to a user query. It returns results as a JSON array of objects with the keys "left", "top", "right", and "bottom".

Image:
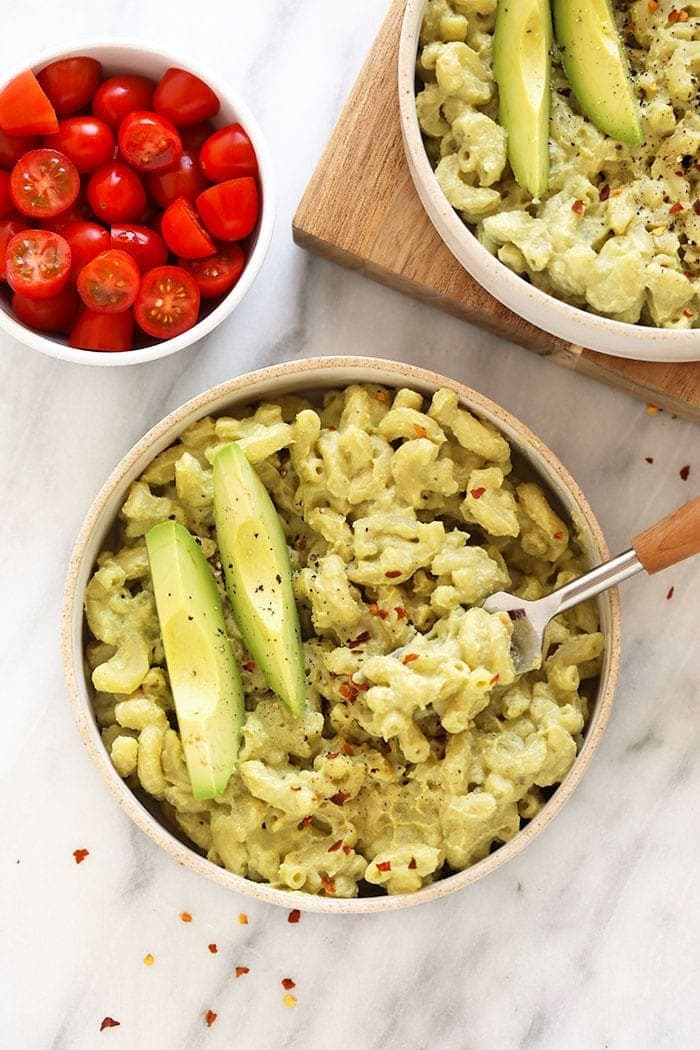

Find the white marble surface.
[{"left": 1, "top": 2, "right": 699, "bottom": 1048}]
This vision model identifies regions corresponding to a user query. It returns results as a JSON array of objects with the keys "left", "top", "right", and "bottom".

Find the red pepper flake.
[
  {"left": 288, "top": 909, "right": 301, "bottom": 924},
  {"left": 297, "top": 537, "right": 307, "bottom": 551},
  {"left": 648, "top": 1, "right": 658, "bottom": 12},
  {"left": 369, "top": 602, "right": 388, "bottom": 619},
  {"left": 325, "top": 751, "right": 340, "bottom": 760},
  {"left": 402, "top": 653, "right": 419, "bottom": 665},
  {"left": 376, "top": 390, "right": 389, "bottom": 403},
  {"left": 385, "top": 569, "right": 402, "bottom": 579},
  {"left": 205, "top": 1010, "right": 217, "bottom": 1028},
  {"left": 685, "top": 271, "right": 694, "bottom": 279},
  {"left": 376, "top": 861, "right": 392, "bottom": 872},
  {"left": 235, "top": 966, "right": 249, "bottom": 978},
  {"left": 572, "top": 199, "right": 584, "bottom": 214},
  {"left": 238, "top": 913, "right": 248, "bottom": 925},
  {"left": 298, "top": 815, "right": 313, "bottom": 829},
  {"left": 470, "top": 486, "right": 486, "bottom": 499},
  {"left": 599, "top": 184, "right": 611, "bottom": 202},
  {"left": 342, "top": 742, "right": 355, "bottom": 756},
  {"left": 208, "top": 944, "right": 218, "bottom": 954},
  {"left": 668, "top": 7, "right": 679, "bottom": 20},
  {"left": 694, "top": 201, "right": 700, "bottom": 216},
  {"left": 683, "top": 310, "right": 693, "bottom": 318},
  {"left": 330, "top": 791, "right": 351, "bottom": 806},
  {"left": 413, "top": 424, "right": 428, "bottom": 438},
  {"left": 490, "top": 674, "right": 500, "bottom": 685},
  {"left": 645, "top": 457, "right": 654, "bottom": 464},
  {"left": 679, "top": 465, "right": 690, "bottom": 481},
  {"left": 281, "top": 978, "right": 296, "bottom": 990},
  {"left": 321, "top": 875, "right": 336, "bottom": 895},
  {"left": 353, "top": 678, "right": 370, "bottom": 691},
  {"left": 669, "top": 202, "right": 683, "bottom": 215},
  {"left": 394, "top": 606, "right": 409, "bottom": 619},
  {"left": 408, "top": 857, "right": 417, "bottom": 870},
  {"left": 339, "top": 682, "right": 358, "bottom": 703},
  {"left": 678, "top": 9, "right": 689, "bottom": 19},
  {"left": 180, "top": 911, "right": 192, "bottom": 923},
  {"left": 327, "top": 839, "right": 343, "bottom": 852},
  {"left": 100, "top": 1018, "right": 120, "bottom": 1031},
  {"left": 342, "top": 845, "right": 352, "bottom": 855},
  {"left": 666, "top": 586, "right": 674, "bottom": 600},
  {"left": 348, "top": 630, "right": 371, "bottom": 649},
  {"left": 553, "top": 530, "right": 564, "bottom": 539},
  {"left": 242, "top": 660, "right": 255, "bottom": 672},
  {"left": 73, "top": 848, "right": 89, "bottom": 864}
]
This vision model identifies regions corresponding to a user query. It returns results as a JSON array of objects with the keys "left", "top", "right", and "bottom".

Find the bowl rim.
[
  {"left": 397, "top": 0, "right": 698, "bottom": 363},
  {"left": 61, "top": 355, "right": 620, "bottom": 913},
  {"left": 0, "top": 37, "right": 276, "bottom": 367}
]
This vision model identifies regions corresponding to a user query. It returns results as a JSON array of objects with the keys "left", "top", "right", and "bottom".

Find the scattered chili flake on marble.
[
  {"left": 73, "top": 849, "right": 89, "bottom": 864},
  {"left": 330, "top": 791, "right": 351, "bottom": 806},
  {"left": 402, "top": 653, "right": 419, "bottom": 665},
  {"left": 376, "top": 861, "right": 392, "bottom": 872},
  {"left": 238, "top": 913, "right": 248, "bottom": 926},
  {"left": 645, "top": 457, "right": 654, "bottom": 464},
  {"left": 413, "top": 424, "right": 428, "bottom": 438},
  {"left": 205, "top": 1010, "right": 217, "bottom": 1027},
  {"left": 680, "top": 465, "right": 690, "bottom": 481},
  {"left": 408, "top": 858, "right": 417, "bottom": 870},
  {"left": 572, "top": 199, "right": 584, "bottom": 214},
  {"left": 328, "top": 840, "right": 344, "bottom": 853},
  {"left": 288, "top": 909, "right": 301, "bottom": 924},
  {"left": 208, "top": 944, "right": 218, "bottom": 954},
  {"left": 283, "top": 994, "right": 298, "bottom": 1008},
  {"left": 100, "top": 1018, "right": 120, "bottom": 1031},
  {"left": 385, "top": 569, "right": 402, "bottom": 579},
  {"left": 645, "top": 404, "right": 660, "bottom": 416},
  {"left": 180, "top": 911, "right": 192, "bottom": 923},
  {"left": 143, "top": 953, "right": 155, "bottom": 966},
  {"left": 281, "top": 978, "right": 296, "bottom": 990},
  {"left": 470, "top": 487, "right": 486, "bottom": 499},
  {"left": 235, "top": 966, "right": 250, "bottom": 978},
  {"left": 666, "top": 587, "right": 674, "bottom": 600}
]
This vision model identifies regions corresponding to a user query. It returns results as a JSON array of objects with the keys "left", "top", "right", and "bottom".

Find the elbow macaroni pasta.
[{"left": 86, "top": 385, "right": 604, "bottom": 897}]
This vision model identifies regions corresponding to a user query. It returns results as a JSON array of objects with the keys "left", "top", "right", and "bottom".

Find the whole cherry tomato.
[
  {"left": 153, "top": 68, "right": 220, "bottom": 127},
  {"left": 134, "top": 264, "right": 200, "bottom": 338},
  {"left": 87, "top": 161, "right": 147, "bottom": 223},
  {"left": 0, "top": 70, "right": 58, "bottom": 136},
  {"left": 0, "top": 216, "right": 29, "bottom": 279},
  {"left": 179, "top": 121, "right": 216, "bottom": 152},
  {"left": 62, "top": 220, "right": 111, "bottom": 279},
  {"left": 37, "top": 58, "right": 102, "bottom": 116},
  {"left": 0, "top": 170, "right": 13, "bottom": 218},
  {"left": 92, "top": 75, "right": 155, "bottom": 129},
  {"left": 199, "top": 124, "right": 258, "bottom": 182},
  {"left": 5, "top": 229, "right": 71, "bottom": 299},
  {"left": 110, "top": 223, "right": 167, "bottom": 272},
  {"left": 160, "top": 196, "right": 215, "bottom": 258},
  {"left": 178, "top": 245, "right": 245, "bottom": 298},
  {"left": 10, "top": 148, "right": 80, "bottom": 219},
  {"left": 118, "top": 110, "right": 182, "bottom": 173},
  {"left": 77, "top": 248, "right": 140, "bottom": 313},
  {"left": 12, "top": 284, "right": 80, "bottom": 332},
  {"left": 196, "top": 177, "right": 259, "bottom": 241},
  {"left": 44, "top": 116, "right": 115, "bottom": 174},
  {"left": 146, "top": 151, "right": 209, "bottom": 208},
  {"left": 0, "top": 129, "right": 38, "bottom": 168},
  {"left": 69, "top": 306, "right": 134, "bottom": 351}
]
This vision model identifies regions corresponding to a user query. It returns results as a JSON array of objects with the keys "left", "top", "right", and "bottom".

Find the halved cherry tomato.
[
  {"left": 87, "top": 161, "right": 147, "bottom": 223},
  {"left": 37, "top": 58, "right": 102, "bottom": 116},
  {"left": 44, "top": 116, "right": 115, "bottom": 173},
  {"left": 180, "top": 121, "right": 215, "bottom": 152},
  {"left": 146, "top": 150, "right": 209, "bottom": 207},
  {"left": 199, "top": 124, "right": 258, "bottom": 182},
  {"left": 134, "top": 264, "right": 200, "bottom": 338},
  {"left": 62, "top": 220, "right": 110, "bottom": 279},
  {"left": 12, "top": 284, "right": 79, "bottom": 332},
  {"left": 0, "top": 217, "right": 29, "bottom": 279},
  {"left": 77, "top": 248, "right": 140, "bottom": 313},
  {"left": 153, "top": 68, "right": 220, "bottom": 127},
  {"left": 178, "top": 245, "right": 245, "bottom": 298},
  {"left": 196, "top": 177, "right": 259, "bottom": 241},
  {"left": 161, "top": 196, "right": 215, "bottom": 258},
  {"left": 5, "top": 229, "right": 71, "bottom": 299},
  {"left": 69, "top": 306, "right": 134, "bottom": 351},
  {"left": 0, "top": 171, "right": 12, "bottom": 218},
  {"left": 0, "top": 70, "right": 58, "bottom": 136},
  {"left": 10, "top": 148, "right": 80, "bottom": 219},
  {"left": 92, "top": 75, "right": 155, "bottom": 129},
  {"left": 110, "top": 223, "right": 167, "bottom": 272},
  {"left": 0, "top": 129, "right": 37, "bottom": 168},
  {"left": 118, "top": 110, "right": 182, "bottom": 173}
]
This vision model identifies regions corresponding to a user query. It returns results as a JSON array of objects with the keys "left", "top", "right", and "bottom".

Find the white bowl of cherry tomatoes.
[{"left": 0, "top": 40, "right": 274, "bottom": 365}]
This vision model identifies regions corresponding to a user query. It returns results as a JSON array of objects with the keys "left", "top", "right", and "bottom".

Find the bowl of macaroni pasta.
[
  {"left": 62, "top": 357, "right": 620, "bottom": 912},
  {"left": 398, "top": 0, "right": 699, "bottom": 362}
]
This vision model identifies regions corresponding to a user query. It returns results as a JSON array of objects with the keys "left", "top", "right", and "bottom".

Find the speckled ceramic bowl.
[
  {"left": 398, "top": 0, "right": 698, "bottom": 363},
  {"left": 62, "top": 357, "right": 620, "bottom": 912}
]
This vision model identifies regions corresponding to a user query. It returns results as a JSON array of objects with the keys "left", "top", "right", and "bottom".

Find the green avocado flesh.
[
  {"left": 213, "top": 442, "right": 307, "bottom": 718},
  {"left": 493, "top": 0, "right": 552, "bottom": 198},
  {"left": 553, "top": 0, "right": 642, "bottom": 146},
  {"left": 145, "top": 520, "right": 245, "bottom": 800}
]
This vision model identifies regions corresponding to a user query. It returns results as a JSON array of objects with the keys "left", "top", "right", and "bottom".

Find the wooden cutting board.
[{"left": 292, "top": 0, "right": 700, "bottom": 424}]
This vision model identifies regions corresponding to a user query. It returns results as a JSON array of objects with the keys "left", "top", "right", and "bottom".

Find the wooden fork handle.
[{"left": 632, "top": 496, "right": 700, "bottom": 574}]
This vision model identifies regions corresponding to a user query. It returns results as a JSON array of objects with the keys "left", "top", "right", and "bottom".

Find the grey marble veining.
[{"left": 0, "top": 3, "right": 698, "bottom": 1049}]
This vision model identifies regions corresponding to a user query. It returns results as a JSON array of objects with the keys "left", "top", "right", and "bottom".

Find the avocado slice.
[
  {"left": 213, "top": 442, "right": 307, "bottom": 717},
  {"left": 145, "top": 520, "right": 245, "bottom": 800},
  {"left": 493, "top": 0, "right": 552, "bottom": 198},
  {"left": 553, "top": 0, "right": 642, "bottom": 146}
]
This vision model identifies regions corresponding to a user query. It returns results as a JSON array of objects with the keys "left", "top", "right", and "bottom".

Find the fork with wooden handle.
[{"left": 482, "top": 496, "right": 700, "bottom": 674}]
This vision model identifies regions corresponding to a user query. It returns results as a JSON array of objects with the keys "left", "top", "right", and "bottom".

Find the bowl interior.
[
  {"left": 63, "top": 357, "right": 619, "bottom": 912},
  {"left": 0, "top": 40, "right": 275, "bottom": 366}
]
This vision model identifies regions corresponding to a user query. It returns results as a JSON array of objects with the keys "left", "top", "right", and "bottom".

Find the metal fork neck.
[{"left": 555, "top": 549, "right": 643, "bottom": 615}]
